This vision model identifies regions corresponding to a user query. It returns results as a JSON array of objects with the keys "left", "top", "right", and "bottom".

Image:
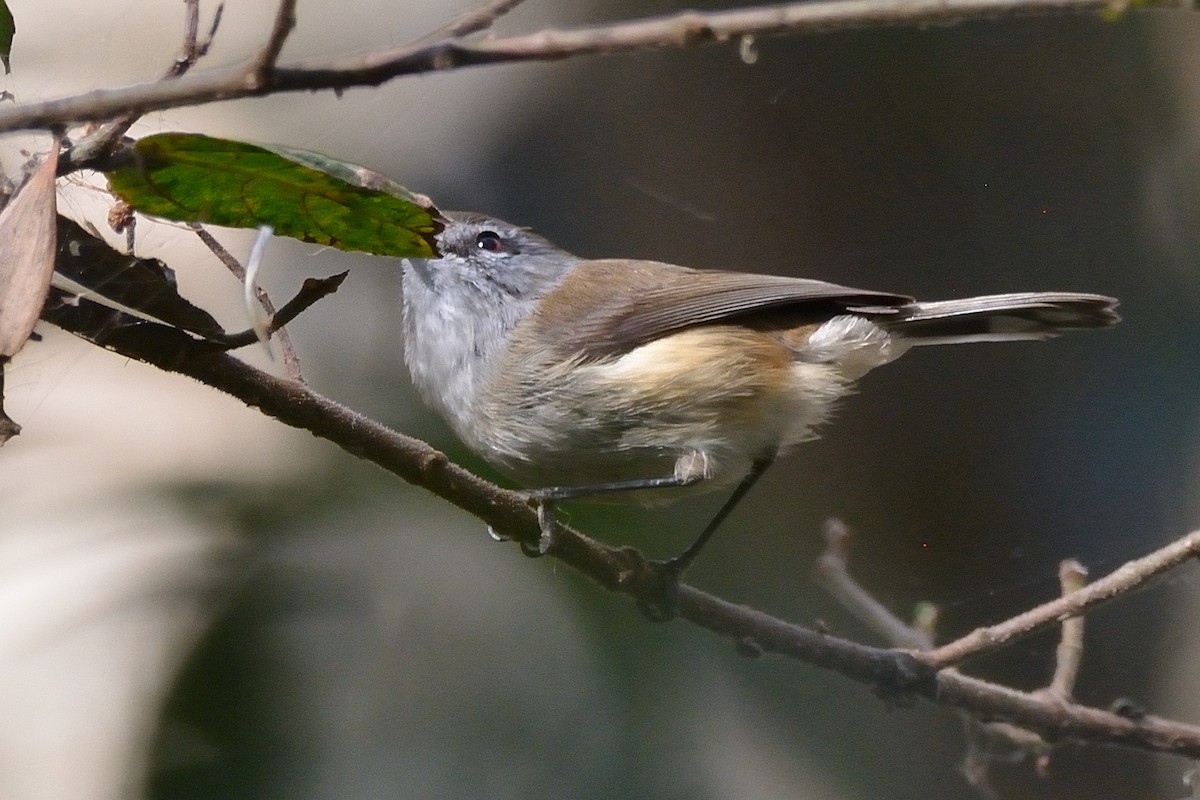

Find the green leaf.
[
  {"left": 0, "top": 1, "right": 14, "bottom": 74},
  {"left": 105, "top": 133, "right": 443, "bottom": 258}
]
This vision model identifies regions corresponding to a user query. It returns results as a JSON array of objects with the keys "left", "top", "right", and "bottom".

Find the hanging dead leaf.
[{"left": 0, "top": 141, "right": 59, "bottom": 357}]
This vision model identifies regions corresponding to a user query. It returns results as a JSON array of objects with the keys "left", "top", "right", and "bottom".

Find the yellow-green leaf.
[{"left": 105, "top": 133, "right": 442, "bottom": 258}]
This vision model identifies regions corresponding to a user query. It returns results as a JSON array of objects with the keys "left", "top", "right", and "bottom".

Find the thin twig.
[
  {"left": 246, "top": 0, "right": 297, "bottom": 81},
  {"left": 8, "top": 0, "right": 1177, "bottom": 138},
  {"left": 960, "top": 558, "right": 1089, "bottom": 787},
  {"left": 189, "top": 224, "right": 304, "bottom": 381},
  {"left": 171, "top": 0, "right": 204, "bottom": 78},
  {"left": 61, "top": 0, "right": 224, "bottom": 171},
  {"left": 169, "top": 0, "right": 223, "bottom": 79},
  {"left": 935, "top": 668, "right": 1200, "bottom": 755},
  {"left": 924, "top": 531, "right": 1200, "bottom": 669},
  {"left": 414, "top": 0, "right": 529, "bottom": 44},
  {"left": 813, "top": 520, "right": 1096, "bottom": 786},
  {"left": 815, "top": 518, "right": 934, "bottom": 650},
  {"left": 191, "top": 224, "right": 249, "bottom": 281},
  {"left": 215, "top": 272, "right": 347, "bottom": 350},
  {"left": 1047, "top": 559, "right": 1088, "bottom": 699}
]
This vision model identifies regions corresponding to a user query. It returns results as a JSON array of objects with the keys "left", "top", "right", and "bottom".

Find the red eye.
[{"left": 476, "top": 231, "right": 504, "bottom": 253}]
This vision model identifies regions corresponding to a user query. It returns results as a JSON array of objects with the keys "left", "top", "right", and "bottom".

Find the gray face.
[
  {"left": 417, "top": 213, "right": 581, "bottom": 303},
  {"left": 400, "top": 213, "right": 582, "bottom": 450}
]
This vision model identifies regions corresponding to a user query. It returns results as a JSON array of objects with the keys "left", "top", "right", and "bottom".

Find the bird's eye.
[{"left": 476, "top": 231, "right": 504, "bottom": 253}]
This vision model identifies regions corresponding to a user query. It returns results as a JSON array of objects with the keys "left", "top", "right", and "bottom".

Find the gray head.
[
  {"left": 410, "top": 212, "right": 581, "bottom": 302},
  {"left": 401, "top": 213, "right": 582, "bottom": 447}
]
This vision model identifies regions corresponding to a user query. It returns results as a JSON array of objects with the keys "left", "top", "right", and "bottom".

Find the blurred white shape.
[{"left": 0, "top": 328, "right": 308, "bottom": 799}]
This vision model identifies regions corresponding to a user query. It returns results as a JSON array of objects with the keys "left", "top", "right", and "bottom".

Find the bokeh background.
[{"left": 4, "top": 1, "right": 1200, "bottom": 798}]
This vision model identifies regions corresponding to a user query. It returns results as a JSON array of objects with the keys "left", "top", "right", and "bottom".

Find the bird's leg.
[
  {"left": 525, "top": 466, "right": 708, "bottom": 557},
  {"left": 526, "top": 450, "right": 778, "bottom": 621},
  {"left": 661, "top": 453, "right": 776, "bottom": 575},
  {"left": 530, "top": 473, "right": 706, "bottom": 501},
  {"left": 640, "top": 453, "right": 777, "bottom": 621}
]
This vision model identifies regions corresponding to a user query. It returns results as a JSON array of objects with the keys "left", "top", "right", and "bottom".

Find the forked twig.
[
  {"left": 189, "top": 224, "right": 304, "bottom": 381},
  {"left": 924, "top": 531, "right": 1200, "bottom": 669}
]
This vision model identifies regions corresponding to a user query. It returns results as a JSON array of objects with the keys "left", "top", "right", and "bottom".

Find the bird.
[{"left": 401, "top": 212, "right": 1119, "bottom": 600}]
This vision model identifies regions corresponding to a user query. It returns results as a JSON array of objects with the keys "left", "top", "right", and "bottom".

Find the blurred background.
[{"left": 3, "top": 1, "right": 1200, "bottom": 798}]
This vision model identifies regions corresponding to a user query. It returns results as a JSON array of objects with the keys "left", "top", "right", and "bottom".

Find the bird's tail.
[{"left": 874, "top": 292, "right": 1119, "bottom": 346}]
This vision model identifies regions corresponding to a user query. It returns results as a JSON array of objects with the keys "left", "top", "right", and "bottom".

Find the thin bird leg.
[
  {"left": 638, "top": 453, "right": 777, "bottom": 621},
  {"left": 663, "top": 452, "right": 777, "bottom": 575},
  {"left": 525, "top": 469, "right": 710, "bottom": 557},
  {"left": 530, "top": 473, "right": 703, "bottom": 500},
  {"left": 526, "top": 452, "right": 778, "bottom": 623}
]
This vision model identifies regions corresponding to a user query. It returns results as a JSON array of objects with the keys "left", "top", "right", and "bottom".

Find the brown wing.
[{"left": 535, "top": 259, "right": 913, "bottom": 359}]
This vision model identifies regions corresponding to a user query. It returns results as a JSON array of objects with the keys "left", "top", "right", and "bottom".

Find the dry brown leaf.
[{"left": 0, "top": 140, "right": 59, "bottom": 357}]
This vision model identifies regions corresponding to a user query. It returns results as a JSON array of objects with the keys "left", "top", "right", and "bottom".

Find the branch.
[
  {"left": 168, "top": 0, "right": 223, "bottom": 80},
  {"left": 37, "top": 294, "right": 1200, "bottom": 760},
  {"left": 936, "top": 670, "right": 1200, "bottom": 755},
  {"left": 2, "top": 0, "right": 1178, "bottom": 136},
  {"left": 413, "top": 0, "right": 529, "bottom": 44},
  {"left": 1046, "top": 559, "right": 1087, "bottom": 700},
  {"left": 210, "top": 271, "right": 347, "bottom": 352},
  {"left": 61, "top": 0, "right": 224, "bottom": 171},
  {"left": 816, "top": 517, "right": 935, "bottom": 650},
  {"left": 246, "top": 0, "right": 297, "bottom": 81},
  {"left": 923, "top": 530, "right": 1200, "bottom": 668},
  {"left": 816, "top": 519, "right": 1107, "bottom": 789},
  {"left": 189, "top": 224, "right": 304, "bottom": 381}
]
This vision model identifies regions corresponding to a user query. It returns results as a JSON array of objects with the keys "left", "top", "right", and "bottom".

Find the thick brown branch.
[
  {"left": 2, "top": 0, "right": 1175, "bottom": 136},
  {"left": 37, "top": 298, "right": 1200, "bottom": 760}
]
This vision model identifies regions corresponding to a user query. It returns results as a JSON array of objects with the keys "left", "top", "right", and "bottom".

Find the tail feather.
[{"left": 871, "top": 292, "right": 1119, "bottom": 345}]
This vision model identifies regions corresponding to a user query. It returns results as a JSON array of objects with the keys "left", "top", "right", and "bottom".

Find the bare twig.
[
  {"left": 190, "top": 224, "right": 250, "bottom": 282},
  {"left": 935, "top": 668, "right": 1200, "bottom": 755},
  {"left": 170, "top": 0, "right": 223, "bottom": 79},
  {"left": 246, "top": 0, "right": 297, "bottom": 81},
  {"left": 189, "top": 224, "right": 304, "bottom": 381},
  {"left": 215, "top": 272, "right": 347, "bottom": 350},
  {"left": 958, "top": 558, "right": 1090, "bottom": 788},
  {"left": 62, "top": 0, "right": 224, "bottom": 171},
  {"left": 414, "top": 0, "right": 529, "bottom": 44},
  {"left": 7, "top": 0, "right": 1178, "bottom": 137},
  {"left": 1047, "top": 559, "right": 1088, "bottom": 699},
  {"left": 924, "top": 531, "right": 1200, "bottom": 669},
  {"left": 814, "top": 520, "right": 1098, "bottom": 786},
  {"left": 815, "top": 518, "right": 934, "bottom": 650}
]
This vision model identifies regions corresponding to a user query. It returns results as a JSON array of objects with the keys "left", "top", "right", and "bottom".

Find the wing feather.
[{"left": 536, "top": 260, "right": 912, "bottom": 359}]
